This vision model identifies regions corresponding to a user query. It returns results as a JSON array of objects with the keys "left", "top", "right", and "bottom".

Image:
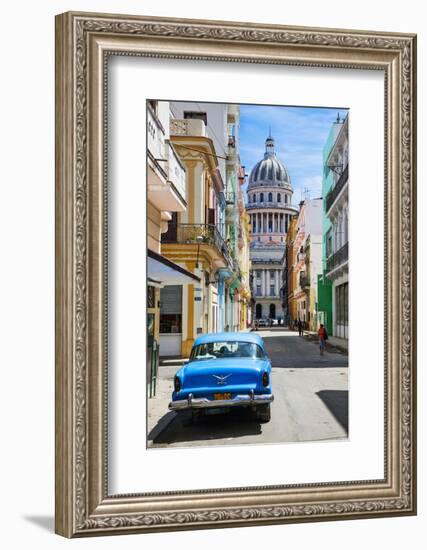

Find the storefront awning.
[{"left": 148, "top": 249, "right": 200, "bottom": 286}]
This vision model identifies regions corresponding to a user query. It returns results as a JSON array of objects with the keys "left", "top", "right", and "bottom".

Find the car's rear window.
[{"left": 190, "top": 341, "right": 265, "bottom": 361}]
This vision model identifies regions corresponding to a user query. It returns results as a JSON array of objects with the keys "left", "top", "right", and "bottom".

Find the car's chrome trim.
[{"left": 169, "top": 393, "right": 274, "bottom": 411}]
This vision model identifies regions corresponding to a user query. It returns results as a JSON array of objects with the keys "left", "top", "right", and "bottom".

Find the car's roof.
[{"left": 193, "top": 331, "right": 264, "bottom": 349}]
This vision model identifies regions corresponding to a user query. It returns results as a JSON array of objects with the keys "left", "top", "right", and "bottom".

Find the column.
[{"left": 261, "top": 270, "right": 265, "bottom": 296}]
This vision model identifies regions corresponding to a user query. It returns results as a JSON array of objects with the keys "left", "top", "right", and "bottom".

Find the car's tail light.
[
  {"left": 262, "top": 372, "right": 269, "bottom": 387},
  {"left": 174, "top": 376, "right": 181, "bottom": 392}
]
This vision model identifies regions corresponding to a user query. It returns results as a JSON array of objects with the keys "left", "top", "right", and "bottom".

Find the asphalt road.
[{"left": 149, "top": 330, "right": 348, "bottom": 449}]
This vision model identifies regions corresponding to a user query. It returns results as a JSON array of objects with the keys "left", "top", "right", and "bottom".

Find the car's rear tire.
[{"left": 257, "top": 403, "right": 271, "bottom": 423}]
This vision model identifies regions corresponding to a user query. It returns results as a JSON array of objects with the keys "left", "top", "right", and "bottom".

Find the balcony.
[
  {"left": 147, "top": 104, "right": 165, "bottom": 161},
  {"left": 326, "top": 242, "right": 349, "bottom": 274},
  {"left": 326, "top": 164, "right": 348, "bottom": 213},
  {"left": 232, "top": 257, "right": 241, "bottom": 279},
  {"left": 170, "top": 118, "right": 206, "bottom": 137},
  {"left": 161, "top": 223, "right": 232, "bottom": 269},
  {"left": 147, "top": 108, "right": 186, "bottom": 212},
  {"left": 148, "top": 141, "right": 187, "bottom": 212}
]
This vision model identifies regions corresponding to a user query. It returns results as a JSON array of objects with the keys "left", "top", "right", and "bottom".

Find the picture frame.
[{"left": 55, "top": 11, "right": 417, "bottom": 537}]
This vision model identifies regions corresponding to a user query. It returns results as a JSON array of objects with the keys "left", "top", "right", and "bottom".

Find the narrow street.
[{"left": 148, "top": 329, "right": 348, "bottom": 449}]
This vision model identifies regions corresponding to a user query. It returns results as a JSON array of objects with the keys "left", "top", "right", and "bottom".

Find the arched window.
[
  {"left": 253, "top": 194, "right": 257, "bottom": 203},
  {"left": 285, "top": 194, "right": 288, "bottom": 204},
  {"left": 277, "top": 193, "right": 281, "bottom": 203},
  {"left": 260, "top": 193, "right": 264, "bottom": 203},
  {"left": 268, "top": 192, "right": 273, "bottom": 202}
]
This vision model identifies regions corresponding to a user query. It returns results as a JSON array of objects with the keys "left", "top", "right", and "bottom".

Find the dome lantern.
[{"left": 247, "top": 133, "right": 292, "bottom": 190}]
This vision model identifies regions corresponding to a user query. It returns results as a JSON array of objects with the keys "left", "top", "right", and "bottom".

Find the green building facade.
[{"left": 316, "top": 117, "right": 343, "bottom": 335}]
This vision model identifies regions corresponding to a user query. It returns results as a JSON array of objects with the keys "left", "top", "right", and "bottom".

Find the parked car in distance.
[
  {"left": 256, "top": 318, "right": 269, "bottom": 327},
  {"left": 169, "top": 332, "right": 273, "bottom": 422}
]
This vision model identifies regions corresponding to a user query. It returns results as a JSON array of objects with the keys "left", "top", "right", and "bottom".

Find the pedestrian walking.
[
  {"left": 318, "top": 323, "right": 328, "bottom": 355},
  {"left": 297, "top": 319, "right": 303, "bottom": 336}
]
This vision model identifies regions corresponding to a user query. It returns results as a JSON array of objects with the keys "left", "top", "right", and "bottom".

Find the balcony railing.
[
  {"left": 326, "top": 164, "right": 349, "bottom": 212},
  {"left": 326, "top": 242, "right": 349, "bottom": 273},
  {"left": 170, "top": 118, "right": 206, "bottom": 137},
  {"left": 161, "top": 224, "right": 232, "bottom": 268}
]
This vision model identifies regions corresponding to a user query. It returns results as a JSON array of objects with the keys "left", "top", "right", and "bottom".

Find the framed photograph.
[{"left": 55, "top": 11, "right": 417, "bottom": 537}]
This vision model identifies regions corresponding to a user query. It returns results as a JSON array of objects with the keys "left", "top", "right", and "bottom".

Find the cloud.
[{"left": 239, "top": 105, "right": 348, "bottom": 199}]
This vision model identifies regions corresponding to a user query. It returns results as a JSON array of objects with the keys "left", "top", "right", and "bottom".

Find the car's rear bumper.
[{"left": 169, "top": 391, "right": 274, "bottom": 411}]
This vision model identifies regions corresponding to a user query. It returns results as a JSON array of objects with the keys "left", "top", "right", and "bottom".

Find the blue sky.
[{"left": 239, "top": 104, "right": 348, "bottom": 202}]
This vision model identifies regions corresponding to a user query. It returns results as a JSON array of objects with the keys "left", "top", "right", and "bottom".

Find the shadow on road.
[
  {"left": 316, "top": 390, "right": 348, "bottom": 433},
  {"left": 152, "top": 408, "right": 262, "bottom": 445},
  {"left": 260, "top": 332, "right": 348, "bottom": 369}
]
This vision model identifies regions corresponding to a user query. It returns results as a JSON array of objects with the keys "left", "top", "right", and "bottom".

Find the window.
[
  {"left": 260, "top": 193, "right": 264, "bottom": 202},
  {"left": 190, "top": 341, "right": 265, "bottom": 361},
  {"left": 159, "top": 314, "right": 182, "bottom": 334},
  {"left": 160, "top": 285, "right": 182, "bottom": 334},
  {"left": 285, "top": 194, "right": 288, "bottom": 204},
  {"left": 277, "top": 193, "right": 281, "bottom": 203},
  {"left": 326, "top": 228, "right": 333, "bottom": 257},
  {"left": 183, "top": 111, "right": 207, "bottom": 125},
  {"left": 253, "top": 194, "right": 257, "bottom": 203},
  {"left": 270, "top": 285, "right": 275, "bottom": 296},
  {"left": 147, "top": 285, "right": 155, "bottom": 308},
  {"left": 268, "top": 192, "right": 273, "bottom": 202}
]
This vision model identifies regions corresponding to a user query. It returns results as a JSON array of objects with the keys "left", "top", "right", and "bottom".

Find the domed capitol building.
[{"left": 246, "top": 133, "right": 298, "bottom": 321}]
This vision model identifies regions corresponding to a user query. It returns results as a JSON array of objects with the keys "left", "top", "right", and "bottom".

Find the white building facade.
[
  {"left": 325, "top": 115, "right": 349, "bottom": 339},
  {"left": 246, "top": 135, "right": 298, "bottom": 321}
]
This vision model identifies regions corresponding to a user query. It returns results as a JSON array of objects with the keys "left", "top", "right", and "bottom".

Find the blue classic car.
[{"left": 169, "top": 332, "right": 273, "bottom": 422}]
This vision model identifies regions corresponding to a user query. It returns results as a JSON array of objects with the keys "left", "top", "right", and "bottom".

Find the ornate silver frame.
[{"left": 55, "top": 11, "right": 417, "bottom": 537}]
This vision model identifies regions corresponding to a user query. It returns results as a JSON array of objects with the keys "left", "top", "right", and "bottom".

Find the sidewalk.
[
  {"left": 303, "top": 330, "right": 348, "bottom": 354},
  {"left": 147, "top": 365, "right": 178, "bottom": 445}
]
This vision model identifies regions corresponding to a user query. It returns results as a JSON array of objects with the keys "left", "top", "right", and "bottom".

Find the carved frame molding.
[{"left": 55, "top": 12, "right": 416, "bottom": 537}]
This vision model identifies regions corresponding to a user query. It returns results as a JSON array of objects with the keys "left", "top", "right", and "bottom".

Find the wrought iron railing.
[
  {"left": 326, "top": 242, "right": 349, "bottom": 273},
  {"left": 326, "top": 164, "right": 348, "bottom": 212},
  {"left": 162, "top": 223, "right": 232, "bottom": 268}
]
